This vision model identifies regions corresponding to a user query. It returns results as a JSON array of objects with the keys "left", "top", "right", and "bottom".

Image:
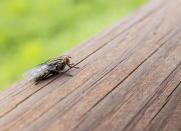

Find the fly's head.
[
  {"left": 63, "top": 56, "right": 71, "bottom": 65},
  {"left": 47, "top": 55, "right": 78, "bottom": 71},
  {"left": 63, "top": 55, "right": 79, "bottom": 69}
]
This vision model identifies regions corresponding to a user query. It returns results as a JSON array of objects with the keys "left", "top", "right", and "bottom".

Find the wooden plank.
[
  {"left": 0, "top": 0, "right": 181, "bottom": 131},
  {"left": 145, "top": 82, "right": 181, "bottom": 131},
  {"left": 65, "top": 27, "right": 181, "bottom": 131},
  {"left": 123, "top": 65, "right": 181, "bottom": 131}
]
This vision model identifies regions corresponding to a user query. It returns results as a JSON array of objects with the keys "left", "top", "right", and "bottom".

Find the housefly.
[{"left": 23, "top": 55, "right": 78, "bottom": 82}]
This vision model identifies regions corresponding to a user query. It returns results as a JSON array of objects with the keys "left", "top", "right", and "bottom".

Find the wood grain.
[{"left": 0, "top": 0, "right": 181, "bottom": 131}]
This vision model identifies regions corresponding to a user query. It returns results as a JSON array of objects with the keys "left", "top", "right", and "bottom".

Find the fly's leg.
[
  {"left": 50, "top": 70, "right": 59, "bottom": 75},
  {"left": 38, "top": 73, "right": 51, "bottom": 81},
  {"left": 68, "top": 63, "right": 79, "bottom": 69},
  {"left": 34, "top": 73, "right": 50, "bottom": 83},
  {"left": 38, "top": 70, "right": 59, "bottom": 82}
]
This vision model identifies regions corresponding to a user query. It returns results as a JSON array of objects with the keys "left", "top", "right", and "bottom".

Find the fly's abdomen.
[
  {"left": 33, "top": 71, "right": 50, "bottom": 81},
  {"left": 27, "top": 64, "right": 51, "bottom": 81}
]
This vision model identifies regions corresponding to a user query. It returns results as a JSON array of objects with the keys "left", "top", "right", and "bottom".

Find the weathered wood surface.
[{"left": 0, "top": 0, "right": 181, "bottom": 130}]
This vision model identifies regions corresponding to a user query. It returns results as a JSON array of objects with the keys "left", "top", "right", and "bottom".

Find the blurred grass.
[{"left": 0, "top": 0, "right": 146, "bottom": 90}]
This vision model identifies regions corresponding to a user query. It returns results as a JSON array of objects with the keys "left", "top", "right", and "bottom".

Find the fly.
[{"left": 23, "top": 55, "right": 79, "bottom": 82}]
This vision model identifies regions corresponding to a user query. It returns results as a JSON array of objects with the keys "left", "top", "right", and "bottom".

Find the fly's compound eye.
[{"left": 63, "top": 56, "right": 70, "bottom": 64}]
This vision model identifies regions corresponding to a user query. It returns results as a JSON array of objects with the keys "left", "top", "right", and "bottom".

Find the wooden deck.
[{"left": 0, "top": 0, "right": 181, "bottom": 130}]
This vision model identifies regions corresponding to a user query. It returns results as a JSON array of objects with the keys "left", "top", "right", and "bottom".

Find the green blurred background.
[{"left": 0, "top": 0, "right": 146, "bottom": 90}]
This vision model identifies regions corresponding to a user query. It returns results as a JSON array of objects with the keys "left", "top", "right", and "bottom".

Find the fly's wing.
[
  {"left": 23, "top": 63, "right": 50, "bottom": 81},
  {"left": 22, "top": 64, "right": 43, "bottom": 76}
]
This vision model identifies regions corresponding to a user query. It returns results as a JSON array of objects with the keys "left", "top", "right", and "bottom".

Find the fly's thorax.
[{"left": 56, "top": 62, "right": 66, "bottom": 71}]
